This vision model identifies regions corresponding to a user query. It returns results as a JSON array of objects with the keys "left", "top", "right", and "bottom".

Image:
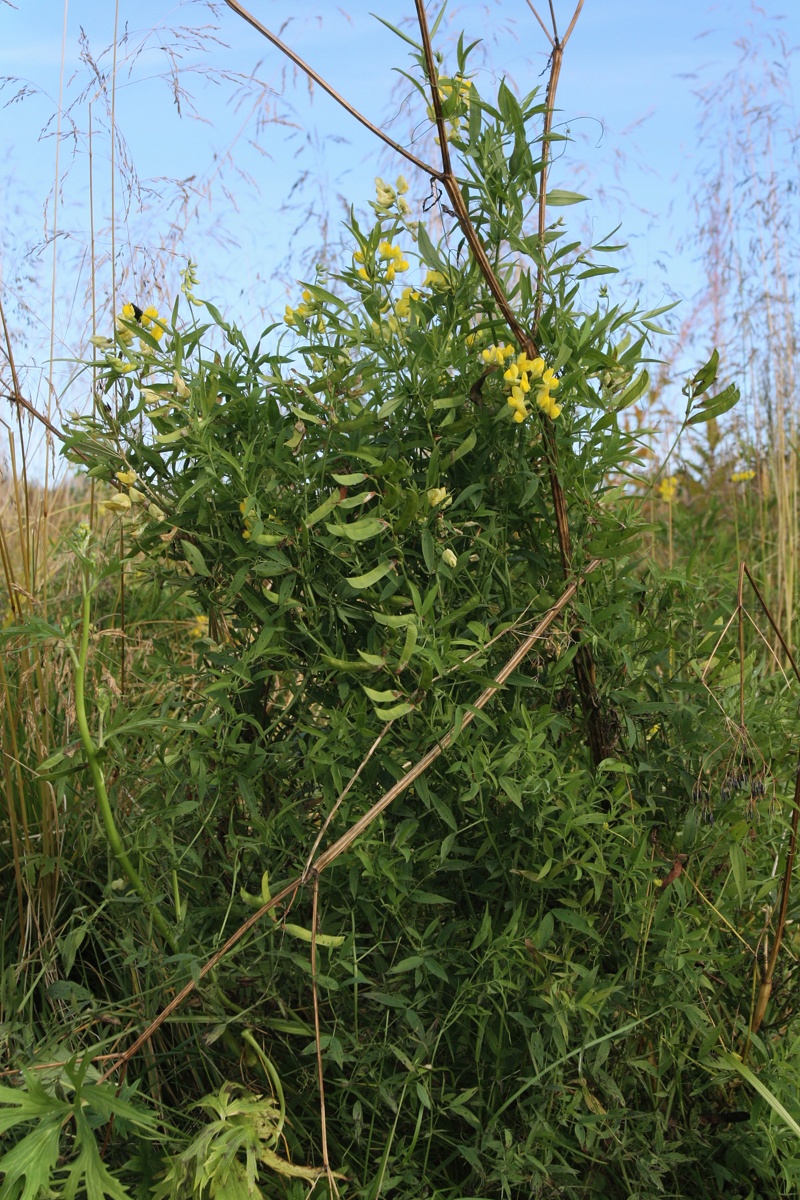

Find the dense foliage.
[{"left": 2, "top": 23, "right": 800, "bottom": 1200}]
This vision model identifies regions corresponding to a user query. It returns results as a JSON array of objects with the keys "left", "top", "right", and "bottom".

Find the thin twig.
[
  {"left": 562, "top": 1, "right": 586, "bottom": 47},
  {"left": 525, "top": 1, "right": 555, "bottom": 46},
  {"left": 744, "top": 563, "right": 800, "bottom": 683},
  {"left": 224, "top": 0, "right": 439, "bottom": 179},
  {"left": 547, "top": 0, "right": 559, "bottom": 40},
  {"left": 737, "top": 561, "right": 800, "bottom": 1035},
  {"left": 311, "top": 875, "right": 339, "bottom": 1197},
  {"left": 738, "top": 561, "right": 745, "bottom": 728},
  {"left": 303, "top": 721, "right": 393, "bottom": 877}
]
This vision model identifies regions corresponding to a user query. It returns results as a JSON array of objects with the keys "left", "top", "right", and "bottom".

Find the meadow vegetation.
[{"left": 2, "top": 4, "right": 800, "bottom": 1199}]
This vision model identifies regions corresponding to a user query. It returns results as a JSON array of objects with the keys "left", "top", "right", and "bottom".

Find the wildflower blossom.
[
  {"left": 140, "top": 305, "right": 165, "bottom": 342},
  {"left": 484, "top": 346, "right": 562, "bottom": 423},
  {"left": 481, "top": 343, "right": 515, "bottom": 367},
  {"left": 658, "top": 475, "right": 679, "bottom": 502},
  {"left": 441, "top": 548, "right": 458, "bottom": 569},
  {"left": 424, "top": 269, "right": 448, "bottom": 290},
  {"left": 535, "top": 367, "right": 561, "bottom": 420},
  {"left": 173, "top": 372, "right": 191, "bottom": 399},
  {"left": 395, "top": 286, "right": 420, "bottom": 321},
  {"left": 99, "top": 492, "right": 132, "bottom": 516},
  {"left": 189, "top": 614, "right": 209, "bottom": 640},
  {"left": 284, "top": 288, "right": 325, "bottom": 330},
  {"left": 731, "top": 469, "right": 756, "bottom": 484},
  {"left": 115, "top": 302, "right": 137, "bottom": 345},
  {"left": 427, "top": 487, "right": 449, "bottom": 507}
]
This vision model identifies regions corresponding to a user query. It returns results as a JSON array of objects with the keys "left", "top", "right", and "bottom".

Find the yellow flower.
[
  {"left": 657, "top": 475, "right": 679, "bottom": 502},
  {"left": 731, "top": 469, "right": 756, "bottom": 483},
  {"left": 537, "top": 392, "right": 562, "bottom": 420},
  {"left": 173, "top": 372, "right": 191, "bottom": 398},
  {"left": 424, "top": 269, "right": 448, "bottom": 290},
  {"left": 481, "top": 342, "right": 516, "bottom": 367},
  {"left": 517, "top": 353, "right": 543, "bottom": 376},
  {"left": 441, "top": 548, "right": 457, "bottom": 569},
  {"left": 395, "top": 287, "right": 420, "bottom": 320},
  {"left": 140, "top": 305, "right": 164, "bottom": 341},
  {"left": 99, "top": 492, "right": 132, "bottom": 516},
  {"left": 188, "top": 614, "right": 209, "bottom": 640},
  {"left": 115, "top": 469, "right": 138, "bottom": 486},
  {"left": 427, "top": 486, "right": 448, "bottom": 507}
]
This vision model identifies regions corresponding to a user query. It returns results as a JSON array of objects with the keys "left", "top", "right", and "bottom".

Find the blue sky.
[{"left": 1, "top": 0, "right": 798, "bottom": 433}]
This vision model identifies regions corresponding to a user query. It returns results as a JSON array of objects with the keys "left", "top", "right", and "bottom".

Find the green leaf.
[
  {"left": 546, "top": 190, "right": 588, "bottom": 206},
  {"left": 729, "top": 842, "right": 747, "bottom": 904},
  {"left": 687, "top": 382, "right": 740, "bottom": 426},
  {"left": 373, "top": 701, "right": 415, "bottom": 720},
  {"left": 0, "top": 1120, "right": 62, "bottom": 1200},
  {"left": 449, "top": 428, "right": 477, "bottom": 464},
  {"left": 417, "top": 223, "right": 445, "bottom": 273},
  {"left": 181, "top": 540, "right": 211, "bottom": 577},
  {"left": 717, "top": 1053, "right": 800, "bottom": 1139},
  {"left": 331, "top": 472, "right": 368, "bottom": 485}
]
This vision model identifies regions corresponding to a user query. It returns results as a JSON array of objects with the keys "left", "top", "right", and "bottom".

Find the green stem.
[{"left": 73, "top": 578, "right": 177, "bottom": 951}]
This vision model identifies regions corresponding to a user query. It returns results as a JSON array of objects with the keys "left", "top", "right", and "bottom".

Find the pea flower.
[
  {"left": 395, "top": 286, "right": 420, "bottom": 321},
  {"left": 189, "top": 614, "right": 209, "bottom": 640},
  {"left": 535, "top": 367, "right": 561, "bottom": 420},
  {"left": 99, "top": 492, "right": 132, "bottom": 516},
  {"left": 140, "top": 305, "right": 165, "bottom": 342},
  {"left": 173, "top": 372, "right": 191, "bottom": 399},
  {"left": 658, "top": 475, "right": 679, "bottom": 502},
  {"left": 481, "top": 343, "right": 516, "bottom": 367},
  {"left": 731, "top": 469, "right": 756, "bottom": 483},
  {"left": 441, "top": 548, "right": 458, "bottom": 569},
  {"left": 427, "top": 487, "right": 448, "bottom": 507}
]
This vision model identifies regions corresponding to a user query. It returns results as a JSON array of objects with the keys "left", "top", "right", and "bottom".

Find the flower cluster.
[
  {"left": 372, "top": 175, "right": 410, "bottom": 217},
  {"left": 394, "top": 286, "right": 421, "bottom": 321},
  {"left": 284, "top": 288, "right": 325, "bottom": 331},
  {"left": 657, "top": 475, "right": 679, "bottom": 502},
  {"left": 427, "top": 486, "right": 449, "bottom": 508},
  {"left": 355, "top": 241, "right": 410, "bottom": 284},
  {"left": 98, "top": 469, "right": 164, "bottom": 522},
  {"left": 240, "top": 500, "right": 255, "bottom": 540},
  {"left": 481, "top": 343, "right": 562, "bottom": 422},
  {"left": 731, "top": 469, "right": 756, "bottom": 484},
  {"left": 188, "top": 614, "right": 209, "bottom": 640},
  {"left": 115, "top": 303, "right": 165, "bottom": 347}
]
